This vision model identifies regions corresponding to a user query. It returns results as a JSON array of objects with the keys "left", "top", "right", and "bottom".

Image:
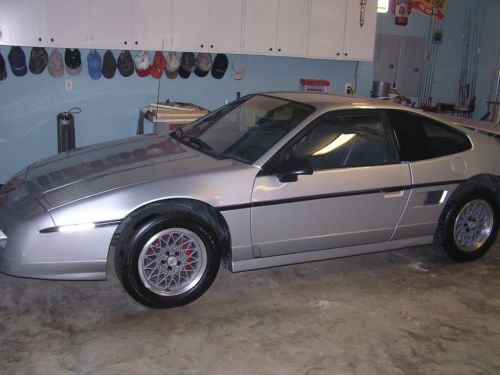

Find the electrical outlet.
[
  {"left": 345, "top": 83, "right": 353, "bottom": 95},
  {"left": 65, "top": 79, "right": 73, "bottom": 91}
]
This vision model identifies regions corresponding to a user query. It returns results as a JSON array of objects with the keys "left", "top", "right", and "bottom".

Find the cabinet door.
[
  {"left": 343, "top": 0, "right": 377, "bottom": 61},
  {"left": 89, "top": 0, "right": 133, "bottom": 50},
  {"left": 307, "top": 0, "right": 346, "bottom": 59},
  {"left": 172, "top": 0, "right": 209, "bottom": 52},
  {"left": 131, "top": 0, "right": 171, "bottom": 51},
  {"left": 207, "top": 0, "right": 243, "bottom": 53},
  {"left": 42, "top": 0, "right": 90, "bottom": 49},
  {"left": 276, "top": 0, "right": 309, "bottom": 57},
  {"left": 0, "top": 0, "right": 44, "bottom": 46},
  {"left": 242, "top": 0, "right": 278, "bottom": 55}
]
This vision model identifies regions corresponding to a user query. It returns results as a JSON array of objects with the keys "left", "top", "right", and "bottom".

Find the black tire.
[
  {"left": 436, "top": 187, "right": 498, "bottom": 262},
  {"left": 114, "top": 207, "right": 221, "bottom": 308}
]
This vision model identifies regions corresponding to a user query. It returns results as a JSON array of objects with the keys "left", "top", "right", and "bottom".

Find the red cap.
[{"left": 150, "top": 51, "right": 166, "bottom": 79}]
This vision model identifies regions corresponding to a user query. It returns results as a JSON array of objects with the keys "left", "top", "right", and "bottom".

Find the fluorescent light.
[
  {"left": 313, "top": 134, "right": 356, "bottom": 156},
  {"left": 378, "top": 0, "right": 389, "bottom": 13},
  {"left": 58, "top": 223, "right": 96, "bottom": 233}
]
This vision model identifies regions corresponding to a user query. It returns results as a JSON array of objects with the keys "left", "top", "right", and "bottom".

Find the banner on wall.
[{"left": 390, "top": 0, "right": 447, "bottom": 26}]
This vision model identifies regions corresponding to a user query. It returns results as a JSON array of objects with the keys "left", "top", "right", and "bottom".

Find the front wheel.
[
  {"left": 437, "top": 189, "right": 498, "bottom": 262},
  {"left": 115, "top": 212, "right": 220, "bottom": 308}
]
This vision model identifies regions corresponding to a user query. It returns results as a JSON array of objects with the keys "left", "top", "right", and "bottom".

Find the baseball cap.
[
  {"left": 117, "top": 50, "right": 134, "bottom": 77},
  {"left": 0, "top": 52, "right": 7, "bottom": 81},
  {"left": 65, "top": 48, "right": 82, "bottom": 75},
  {"left": 150, "top": 51, "right": 166, "bottom": 79},
  {"left": 211, "top": 54, "right": 228, "bottom": 79},
  {"left": 232, "top": 55, "right": 247, "bottom": 80},
  {"left": 48, "top": 49, "right": 64, "bottom": 78},
  {"left": 194, "top": 53, "right": 212, "bottom": 77},
  {"left": 29, "top": 47, "right": 49, "bottom": 74},
  {"left": 134, "top": 51, "right": 151, "bottom": 77},
  {"left": 165, "top": 52, "right": 180, "bottom": 79},
  {"left": 87, "top": 50, "right": 102, "bottom": 80},
  {"left": 8, "top": 47, "right": 28, "bottom": 77},
  {"left": 102, "top": 50, "right": 117, "bottom": 79},
  {"left": 178, "top": 52, "right": 195, "bottom": 79}
]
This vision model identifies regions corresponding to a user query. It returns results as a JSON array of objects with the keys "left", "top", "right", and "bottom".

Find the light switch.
[{"left": 65, "top": 79, "right": 73, "bottom": 91}]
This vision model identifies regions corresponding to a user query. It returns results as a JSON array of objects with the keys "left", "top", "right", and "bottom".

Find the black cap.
[
  {"left": 211, "top": 54, "right": 228, "bottom": 79},
  {"left": 0, "top": 51, "right": 7, "bottom": 81},
  {"left": 102, "top": 50, "right": 117, "bottom": 79},
  {"left": 64, "top": 48, "right": 82, "bottom": 75},
  {"left": 117, "top": 50, "right": 134, "bottom": 77},
  {"left": 29, "top": 47, "right": 49, "bottom": 74},
  {"left": 8, "top": 46, "right": 28, "bottom": 77},
  {"left": 178, "top": 52, "right": 195, "bottom": 79}
]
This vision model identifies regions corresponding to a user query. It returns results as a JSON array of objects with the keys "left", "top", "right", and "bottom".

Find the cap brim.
[
  {"left": 12, "top": 65, "right": 28, "bottom": 77},
  {"left": 102, "top": 68, "right": 116, "bottom": 79},
  {"left": 165, "top": 70, "right": 178, "bottom": 79},
  {"left": 136, "top": 67, "right": 150, "bottom": 77},
  {"left": 66, "top": 66, "right": 82, "bottom": 76},
  {"left": 89, "top": 69, "right": 102, "bottom": 80},
  {"left": 178, "top": 67, "right": 191, "bottom": 79},
  {"left": 118, "top": 67, "right": 134, "bottom": 77},
  {"left": 150, "top": 67, "right": 164, "bottom": 79},
  {"left": 48, "top": 67, "right": 64, "bottom": 78},
  {"left": 211, "top": 68, "right": 226, "bottom": 79},
  {"left": 195, "top": 68, "right": 209, "bottom": 77}
]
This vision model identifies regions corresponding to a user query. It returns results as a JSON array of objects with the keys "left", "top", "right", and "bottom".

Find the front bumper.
[{"left": 0, "top": 183, "right": 116, "bottom": 280}]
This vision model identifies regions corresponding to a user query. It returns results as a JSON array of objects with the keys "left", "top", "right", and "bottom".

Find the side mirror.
[{"left": 273, "top": 157, "right": 313, "bottom": 183}]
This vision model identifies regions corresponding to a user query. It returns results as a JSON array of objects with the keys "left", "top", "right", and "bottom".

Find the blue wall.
[{"left": 0, "top": 0, "right": 498, "bottom": 183}]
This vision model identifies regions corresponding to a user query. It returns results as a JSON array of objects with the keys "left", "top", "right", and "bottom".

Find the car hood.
[{"left": 25, "top": 134, "right": 234, "bottom": 209}]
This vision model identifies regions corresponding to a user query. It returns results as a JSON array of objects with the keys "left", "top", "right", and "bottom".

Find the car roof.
[{"left": 260, "top": 91, "right": 410, "bottom": 111}]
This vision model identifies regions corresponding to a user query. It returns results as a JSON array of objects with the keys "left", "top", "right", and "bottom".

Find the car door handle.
[{"left": 384, "top": 190, "right": 404, "bottom": 198}]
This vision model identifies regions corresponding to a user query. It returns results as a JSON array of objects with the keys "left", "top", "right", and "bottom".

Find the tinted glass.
[
  {"left": 280, "top": 110, "right": 397, "bottom": 170},
  {"left": 388, "top": 110, "right": 472, "bottom": 161},
  {"left": 172, "top": 95, "right": 313, "bottom": 164}
]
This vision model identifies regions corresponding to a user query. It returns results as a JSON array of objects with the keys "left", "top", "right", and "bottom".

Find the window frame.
[
  {"left": 386, "top": 109, "right": 473, "bottom": 162},
  {"left": 261, "top": 108, "right": 402, "bottom": 175}
]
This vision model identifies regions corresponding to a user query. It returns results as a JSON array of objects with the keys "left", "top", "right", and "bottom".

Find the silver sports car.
[{"left": 0, "top": 92, "right": 499, "bottom": 308}]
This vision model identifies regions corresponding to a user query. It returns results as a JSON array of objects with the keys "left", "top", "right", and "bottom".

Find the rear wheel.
[
  {"left": 115, "top": 209, "right": 220, "bottom": 308},
  {"left": 437, "top": 188, "right": 498, "bottom": 262}
]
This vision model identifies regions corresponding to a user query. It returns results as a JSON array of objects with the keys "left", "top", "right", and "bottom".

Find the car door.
[
  {"left": 251, "top": 109, "right": 412, "bottom": 257},
  {"left": 386, "top": 110, "right": 474, "bottom": 241}
]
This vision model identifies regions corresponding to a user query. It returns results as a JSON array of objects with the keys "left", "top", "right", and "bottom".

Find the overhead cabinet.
[
  {"left": 243, "top": 0, "right": 309, "bottom": 57},
  {"left": 0, "top": 0, "right": 377, "bottom": 62},
  {"left": 172, "top": 0, "right": 243, "bottom": 53}
]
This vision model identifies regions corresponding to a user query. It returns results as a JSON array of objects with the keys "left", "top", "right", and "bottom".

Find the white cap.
[{"left": 232, "top": 55, "right": 247, "bottom": 80}]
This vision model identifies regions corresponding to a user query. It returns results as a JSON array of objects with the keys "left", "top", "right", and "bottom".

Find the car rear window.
[{"left": 387, "top": 110, "right": 472, "bottom": 161}]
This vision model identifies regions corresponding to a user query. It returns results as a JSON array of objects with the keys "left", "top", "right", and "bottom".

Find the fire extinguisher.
[{"left": 57, "top": 107, "right": 81, "bottom": 153}]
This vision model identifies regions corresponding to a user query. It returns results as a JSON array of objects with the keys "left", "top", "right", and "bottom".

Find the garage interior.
[{"left": 1, "top": 0, "right": 499, "bottom": 374}]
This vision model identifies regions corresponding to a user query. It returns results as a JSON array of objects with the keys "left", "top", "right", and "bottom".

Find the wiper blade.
[{"left": 186, "top": 136, "right": 213, "bottom": 151}]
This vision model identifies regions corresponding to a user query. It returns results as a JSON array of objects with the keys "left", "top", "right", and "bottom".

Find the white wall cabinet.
[
  {"left": 131, "top": 0, "right": 172, "bottom": 51},
  {"left": 243, "top": 0, "right": 279, "bottom": 55},
  {"left": 0, "top": 0, "right": 377, "bottom": 62},
  {"left": 42, "top": 0, "right": 90, "bottom": 49},
  {"left": 343, "top": 0, "right": 378, "bottom": 61},
  {"left": 89, "top": 0, "right": 133, "bottom": 50},
  {"left": 0, "top": 0, "right": 44, "bottom": 46},
  {"left": 307, "top": 0, "right": 347, "bottom": 59}
]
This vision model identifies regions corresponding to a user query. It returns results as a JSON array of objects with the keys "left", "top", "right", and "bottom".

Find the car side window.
[
  {"left": 283, "top": 110, "right": 398, "bottom": 171},
  {"left": 387, "top": 110, "right": 472, "bottom": 161}
]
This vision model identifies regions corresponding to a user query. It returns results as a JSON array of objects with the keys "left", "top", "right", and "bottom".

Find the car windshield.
[{"left": 170, "top": 95, "right": 314, "bottom": 164}]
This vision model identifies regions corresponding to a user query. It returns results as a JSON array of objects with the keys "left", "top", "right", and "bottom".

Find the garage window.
[{"left": 387, "top": 110, "right": 472, "bottom": 161}]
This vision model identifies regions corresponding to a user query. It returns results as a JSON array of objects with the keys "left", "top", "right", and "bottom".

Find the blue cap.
[
  {"left": 8, "top": 47, "right": 27, "bottom": 77},
  {"left": 87, "top": 50, "right": 102, "bottom": 80}
]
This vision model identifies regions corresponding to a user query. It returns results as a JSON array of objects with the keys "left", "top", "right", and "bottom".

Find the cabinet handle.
[
  {"left": 124, "top": 41, "right": 127, "bottom": 45},
  {"left": 200, "top": 44, "right": 204, "bottom": 48},
  {"left": 336, "top": 52, "right": 340, "bottom": 56},
  {"left": 38, "top": 37, "right": 42, "bottom": 42},
  {"left": 135, "top": 41, "right": 138, "bottom": 45},
  {"left": 269, "top": 47, "right": 273, "bottom": 51},
  {"left": 210, "top": 44, "right": 214, "bottom": 48},
  {"left": 344, "top": 53, "right": 348, "bottom": 56},
  {"left": 278, "top": 48, "right": 281, "bottom": 52},
  {"left": 50, "top": 38, "right": 54, "bottom": 42}
]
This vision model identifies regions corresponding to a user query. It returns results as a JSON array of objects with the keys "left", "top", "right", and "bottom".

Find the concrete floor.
[{"left": 1, "top": 241, "right": 499, "bottom": 375}]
